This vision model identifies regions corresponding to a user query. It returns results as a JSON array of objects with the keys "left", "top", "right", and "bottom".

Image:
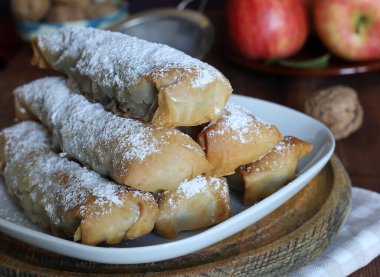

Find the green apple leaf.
[{"left": 266, "top": 54, "right": 331, "bottom": 69}]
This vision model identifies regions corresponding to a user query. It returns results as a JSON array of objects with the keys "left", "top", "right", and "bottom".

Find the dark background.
[{"left": 0, "top": 0, "right": 226, "bottom": 68}]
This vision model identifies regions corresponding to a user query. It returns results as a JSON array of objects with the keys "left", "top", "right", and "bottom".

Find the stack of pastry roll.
[
  {"left": 0, "top": 26, "right": 314, "bottom": 245},
  {"left": 0, "top": 121, "right": 159, "bottom": 245},
  {"left": 0, "top": 26, "right": 234, "bottom": 243},
  {"left": 13, "top": 76, "right": 231, "bottom": 240}
]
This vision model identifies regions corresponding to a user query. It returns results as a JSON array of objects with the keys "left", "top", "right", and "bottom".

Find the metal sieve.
[{"left": 111, "top": 0, "right": 214, "bottom": 59}]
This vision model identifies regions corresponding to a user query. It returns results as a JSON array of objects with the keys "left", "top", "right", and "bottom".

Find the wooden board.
[{"left": 0, "top": 155, "right": 351, "bottom": 276}]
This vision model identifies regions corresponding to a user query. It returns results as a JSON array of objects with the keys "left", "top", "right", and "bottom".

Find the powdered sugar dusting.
[
  {"left": 204, "top": 104, "right": 273, "bottom": 143},
  {"left": 191, "top": 68, "right": 216, "bottom": 88},
  {"left": 14, "top": 77, "right": 202, "bottom": 180},
  {"left": 166, "top": 175, "right": 228, "bottom": 209},
  {"left": 155, "top": 175, "right": 230, "bottom": 237},
  {"left": 1, "top": 121, "right": 155, "bottom": 229},
  {"left": 177, "top": 175, "right": 208, "bottom": 198},
  {"left": 2, "top": 121, "right": 51, "bottom": 164},
  {"left": 38, "top": 27, "right": 227, "bottom": 90},
  {"left": 274, "top": 140, "right": 288, "bottom": 152},
  {"left": 244, "top": 137, "right": 298, "bottom": 173}
]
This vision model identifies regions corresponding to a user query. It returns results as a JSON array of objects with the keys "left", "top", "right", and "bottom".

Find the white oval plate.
[{"left": 0, "top": 94, "right": 335, "bottom": 264}]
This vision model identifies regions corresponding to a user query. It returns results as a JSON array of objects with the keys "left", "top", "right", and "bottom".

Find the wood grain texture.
[{"left": 0, "top": 155, "right": 351, "bottom": 276}]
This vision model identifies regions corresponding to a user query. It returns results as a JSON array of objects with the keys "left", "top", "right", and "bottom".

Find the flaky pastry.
[
  {"left": 14, "top": 77, "right": 212, "bottom": 192},
  {"left": 155, "top": 175, "right": 230, "bottom": 238},
  {"left": 0, "top": 121, "right": 159, "bottom": 245},
  {"left": 235, "top": 136, "right": 313, "bottom": 205},
  {"left": 198, "top": 104, "right": 283, "bottom": 177},
  {"left": 31, "top": 27, "right": 232, "bottom": 126}
]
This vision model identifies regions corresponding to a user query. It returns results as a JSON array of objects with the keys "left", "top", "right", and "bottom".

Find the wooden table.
[{"left": 0, "top": 15, "right": 379, "bottom": 277}]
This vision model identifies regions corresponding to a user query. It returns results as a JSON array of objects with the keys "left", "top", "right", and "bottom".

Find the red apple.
[
  {"left": 226, "top": 0, "right": 309, "bottom": 59},
  {"left": 314, "top": 0, "right": 380, "bottom": 61}
]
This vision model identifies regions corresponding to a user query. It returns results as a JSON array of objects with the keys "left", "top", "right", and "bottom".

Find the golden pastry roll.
[
  {"left": 154, "top": 175, "right": 230, "bottom": 239},
  {"left": 235, "top": 136, "right": 313, "bottom": 205},
  {"left": 198, "top": 104, "right": 283, "bottom": 177},
  {"left": 31, "top": 27, "right": 232, "bottom": 126},
  {"left": 14, "top": 77, "right": 212, "bottom": 192},
  {"left": 0, "top": 121, "right": 159, "bottom": 245}
]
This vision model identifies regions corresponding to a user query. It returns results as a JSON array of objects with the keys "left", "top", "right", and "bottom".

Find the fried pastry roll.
[
  {"left": 154, "top": 175, "right": 230, "bottom": 239},
  {"left": 31, "top": 27, "right": 232, "bottom": 126},
  {"left": 234, "top": 136, "right": 313, "bottom": 205},
  {"left": 198, "top": 104, "right": 283, "bottom": 177},
  {"left": 14, "top": 77, "right": 212, "bottom": 192},
  {"left": 0, "top": 121, "right": 159, "bottom": 245}
]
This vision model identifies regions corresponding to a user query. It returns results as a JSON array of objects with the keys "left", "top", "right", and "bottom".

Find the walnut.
[
  {"left": 304, "top": 86, "right": 363, "bottom": 140},
  {"left": 11, "top": 0, "right": 51, "bottom": 22}
]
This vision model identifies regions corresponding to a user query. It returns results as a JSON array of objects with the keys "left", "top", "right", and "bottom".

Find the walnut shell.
[
  {"left": 304, "top": 86, "right": 363, "bottom": 140},
  {"left": 11, "top": 0, "right": 51, "bottom": 22}
]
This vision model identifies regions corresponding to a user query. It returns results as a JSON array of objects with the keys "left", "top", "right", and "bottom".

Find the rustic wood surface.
[
  {"left": 0, "top": 155, "right": 350, "bottom": 276},
  {"left": 0, "top": 12, "right": 379, "bottom": 275}
]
